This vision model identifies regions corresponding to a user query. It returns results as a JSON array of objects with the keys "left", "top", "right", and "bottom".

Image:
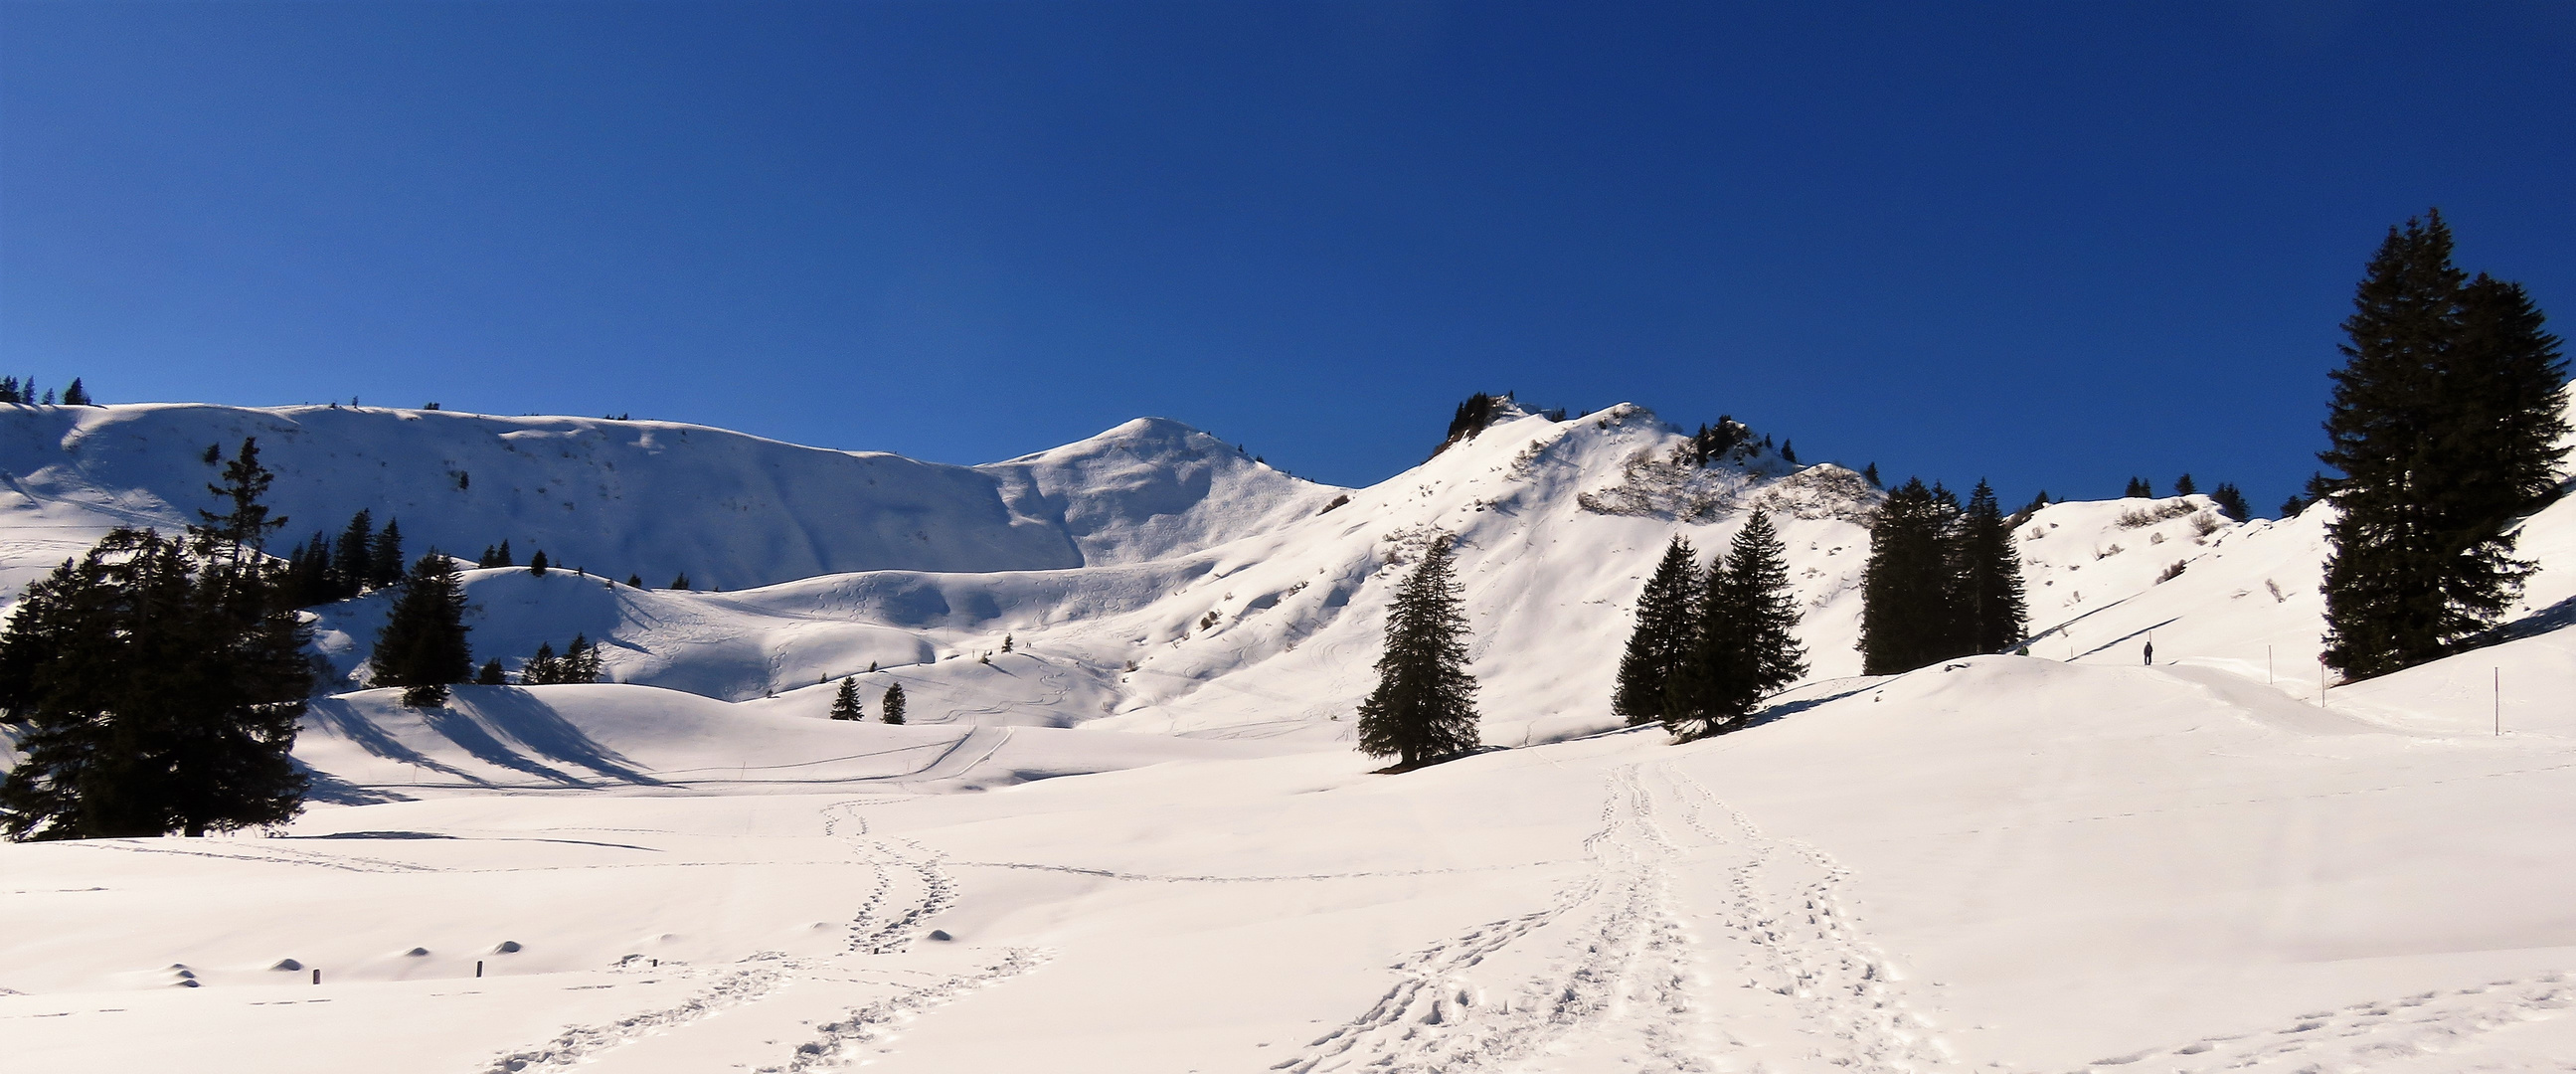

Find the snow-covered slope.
[
  {"left": 299, "top": 406, "right": 1882, "bottom": 744},
  {"left": 0, "top": 404, "right": 1332, "bottom": 598}
]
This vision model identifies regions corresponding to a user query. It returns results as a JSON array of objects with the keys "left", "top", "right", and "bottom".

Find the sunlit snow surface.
[{"left": 2, "top": 398, "right": 2573, "bottom": 1072}]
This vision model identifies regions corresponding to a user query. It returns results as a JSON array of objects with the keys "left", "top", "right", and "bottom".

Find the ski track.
[
  {"left": 478, "top": 956, "right": 798, "bottom": 1074},
  {"left": 474, "top": 798, "right": 989, "bottom": 1072},
  {"left": 1668, "top": 765, "right": 1951, "bottom": 1072},
  {"left": 1276, "top": 762, "right": 1702, "bottom": 1073},
  {"left": 1278, "top": 761, "right": 1962, "bottom": 1074},
  {"left": 66, "top": 839, "right": 439, "bottom": 874},
  {"left": 755, "top": 947, "right": 1055, "bottom": 1073},
  {"left": 2074, "top": 972, "right": 2576, "bottom": 1074}
]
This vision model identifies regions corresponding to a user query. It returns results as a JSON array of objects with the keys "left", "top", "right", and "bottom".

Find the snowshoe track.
[
  {"left": 1277, "top": 763, "right": 1701, "bottom": 1073},
  {"left": 2076, "top": 972, "right": 2576, "bottom": 1073}
]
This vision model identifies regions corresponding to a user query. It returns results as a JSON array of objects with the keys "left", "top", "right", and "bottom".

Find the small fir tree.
[
  {"left": 880, "top": 682, "right": 907, "bottom": 724},
  {"left": 528, "top": 550, "right": 549, "bottom": 577},
  {"left": 60, "top": 378, "right": 90, "bottom": 406},
  {"left": 1665, "top": 511, "right": 1807, "bottom": 740},
  {"left": 2124, "top": 476, "right": 2152, "bottom": 498},
  {"left": 670, "top": 573, "right": 690, "bottom": 590},
  {"left": 2172, "top": 473, "right": 2197, "bottom": 496},
  {"left": 475, "top": 658, "right": 506, "bottom": 685},
  {"left": 522, "top": 642, "right": 559, "bottom": 685},
  {"left": 830, "top": 677, "right": 863, "bottom": 721},
  {"left": 626, "top": 574, "right": 642, "bottom": 588},
  {"left": 1356, "top": 536, "right": 1481, "bottom": 769}
]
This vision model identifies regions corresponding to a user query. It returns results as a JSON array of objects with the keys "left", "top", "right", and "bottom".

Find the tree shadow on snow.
[
  {"left": 445, "top": 688, "right": 664, "bottom": 787},
  {"left": 303, "top": 697, "right": 492, "bottom": 789}
]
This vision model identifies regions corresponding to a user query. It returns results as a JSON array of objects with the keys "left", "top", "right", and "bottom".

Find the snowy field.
[{"left": 3, "top": 398, "right": 2573, "bottom": 1072}]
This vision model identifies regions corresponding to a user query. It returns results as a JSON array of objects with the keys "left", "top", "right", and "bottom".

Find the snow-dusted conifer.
[
  {"left": 1612, "top": 537, "right": 1699, "bottom": 727},
  {"left": 830, "top": 677, "right": 862, "bottom": 721},
  {"left": 1357, "top": 535, "right": 1481, "bottom": 769}
]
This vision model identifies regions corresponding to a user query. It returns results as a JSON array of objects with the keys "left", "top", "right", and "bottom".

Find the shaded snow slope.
[{"left": 0, "top": 403, "right": 1332, "bottom": 598}]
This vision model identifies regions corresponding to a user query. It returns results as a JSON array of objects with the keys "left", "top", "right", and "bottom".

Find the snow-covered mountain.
[{"left": 0, "top": 404, "right": 1332, "bottom": 599}]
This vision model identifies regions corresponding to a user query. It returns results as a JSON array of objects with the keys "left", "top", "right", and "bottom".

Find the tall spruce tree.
[
  {"left": 1356, "top": 536, "right": 1481, "bottom": 769},
  {"left": 372, "top": 553, "right": 473, "bottom": 706},
  {"left": 2319, "top": 212, "right": 2570, "bottom": 678},
  {"left": 333, "top": 510, "right": 376, "bottom": 599},
  {"left": 830, "top": 677, "right": 863, "bottom": 721},
  {"left": 0, "top": 446, "right": 311, "bottom": 839},
  {"left": 1612, "top": 537, "right": 1701, "bottom": 727},
  {"left": 1859, "top": 478, "right": 1960, "bottom": 675},
  {"left": 1950, "top": 480, "right": 2029, "bottom": 656},
  {"left": 370, "top": 519, "right": 405, "bottom": 590}
]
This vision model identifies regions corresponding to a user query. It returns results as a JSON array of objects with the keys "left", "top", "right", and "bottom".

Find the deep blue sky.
[{"left": 4, "top": 3, "right": 2571, "bottom": 511}]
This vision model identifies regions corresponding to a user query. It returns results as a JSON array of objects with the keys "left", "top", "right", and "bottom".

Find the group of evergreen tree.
[
  {"left": 827, "top": 678, "right": 907, "bottom": 723},
  {"left": 1686, "top": 418, "right": 1749, "bottom": 465},
  {"left": 517, "top": 635, "right": 602, "bottom": 685},
  {"left": 476, "top": 541, "right": 516, "bottom": 568},
  {"left": 0, "top": 440, "right": 310, "bottom": 840},
  {"left": 2207, "top": 482, "right": 2250, "bottom": 522},
  {"left": 1614, "top": 512, "right": 1809, "bottom": 741},
  {"left": 2318, "top": 211, "right": 2568, "bottom": 679},
  {"left": 1858, "top": 478, "right": 2029, "bottom": 675},
  {"left": 2121, "top": 474, "right": 2249, "bottom": 520},
  {"left": 280, "top": 510, "right": 406, "bottom": 606},
  {"left": 0, "top": 376, "right": 89, "bottom": 406},
  {"left": 1433, "top": 393, "right": 1506, "bottom": 456},
  {"left": 1356, "top": 536, "right": 1481, "bottom": 769}
]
